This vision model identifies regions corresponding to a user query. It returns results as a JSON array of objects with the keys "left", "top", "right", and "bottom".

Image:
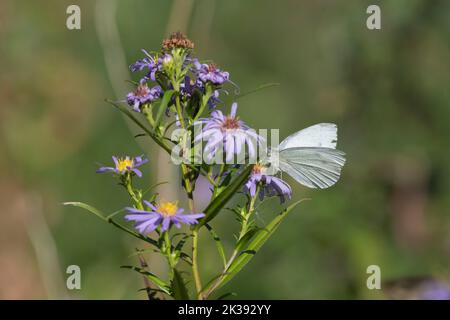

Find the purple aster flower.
[
  {"left": 420, "top": 282, "right": 450, "bottom": 300},
  {"left": 125, "top": 200, "right": 205, "bottom": 234},
  {"left": 96, "top": 155, "right": 148, "bottom": 177},
  {"left": 195, "top": 103, "right": 263, "bottom": 163},
  {"left": 244, "top": 163, "right": 292, "bottom": 203},
  {"left": 129, "top": 49, "right": 162, "bottom": 81},
  {"left": 194, "top": 59, "right": 229, "bottom": 85},
  {"left": 126, "top": 83, "right": 162, "bottom": 112}
]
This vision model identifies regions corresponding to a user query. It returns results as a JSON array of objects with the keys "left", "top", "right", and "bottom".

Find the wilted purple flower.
[
  {"left": 126, "top": 84, "right": 162, "bottom": 112},
  {"left": 125, "top": 200, "right": 205, "bottom": 234},
  {"left": 245, "top": 163, "right": 292, "bottom": 203},
  {"left": 96, "top": 156, "right": 148, "bottom": 177},
  {"left": 162, "top": 32, "right": 194, "bottom": 51},
  {"left": 179, "top": 76, "right": 222, "bottom": 109},
  {"left": 129, "top": 49, "right": 162, "bottom": 81},
  {"left": 195, "top": 103, "right": 263, "bottom": 162},
  {"left": 179, "top": 76, "right": 196, "bottom": 99},
  {"left": 194, "top": 59, "right": 229, "bottom": 85}
]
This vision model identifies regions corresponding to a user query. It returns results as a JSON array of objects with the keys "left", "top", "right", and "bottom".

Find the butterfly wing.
[
  {"left": 279, "top": 147, "right": 346, "bottom": 189},
  {"left": 279, "top": 123, "right": 338, "bottom": 150}
]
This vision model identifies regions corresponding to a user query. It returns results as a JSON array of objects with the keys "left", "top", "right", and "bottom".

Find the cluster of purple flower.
[
  {"left": 97, "top": 32, "right": 293, "bottom": 237},
  {"left": 97, "top": 155, "right": 204, "bottom": 232},
  {"left": 126, "top": 43, "right": 229, "bottom": 113}
]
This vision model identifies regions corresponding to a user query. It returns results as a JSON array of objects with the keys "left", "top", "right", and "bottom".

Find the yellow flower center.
[
  {"left": 158, "top": 201, "right": 178, "bottom": 217},
  {"left": 116, "top": 158, "right": 133, "bottom": 172},
  {"left": 252, "top": 162, "right": 267, "bottom": 175}
]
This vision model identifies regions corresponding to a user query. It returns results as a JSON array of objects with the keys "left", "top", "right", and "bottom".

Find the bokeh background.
[{"left": 1, "top": 0, "right": 449, "bottom": 299}]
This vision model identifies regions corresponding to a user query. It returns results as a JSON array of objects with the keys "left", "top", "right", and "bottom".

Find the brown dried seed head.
[{"left": 162, "top": 32, "right": 194, "bottom": 51}]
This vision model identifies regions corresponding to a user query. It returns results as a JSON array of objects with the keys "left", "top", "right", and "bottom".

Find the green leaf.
[
  {"left": 201, "top": 272, "right": 230, "bottom": 294},
  {"left": 106, "top": 99, "right": 171, "bottom": 154},
  {"left": 197, "top": 164, "right": 254, "bottom": 228},
  {"left": 171, "top": 269, "right": 190, "bottom": 300},
  {"left": 234, "top": 227, "right": 262, "bottom": 254},
  {"left": 63, "top": 202, "right": 158, "bottom": 247},
  {"left": 105, "top": 208, "right": 125, "bottom": 220},
  {"left": 64, "top": 201, "right": 105, "bottom": 220},
  {"left": 218, "top": 200, "right": 304, "bottom": 289},
  {"left": 205, "top": 224, "right": 227, "bottom": 267},
  {"left": 142, "top": 181, "right": 168, "bottom": 196},
  {"left": 154, "top": 90, "right": 175, "bottom": 128},
  {"left": 235, "top": 82, "right": 280, "bottom": 100},
  {"left": 193, "top": 84, "right": 213, "bottom": 121},
  {"left": 217, "top": 168, "right": 233, "bottom": 190},
  {"left": 174, "top": 234, "right": 190, "bottom": 252},
  {"left": 121, "top": 266, "right": 171, "bottom": 295}
]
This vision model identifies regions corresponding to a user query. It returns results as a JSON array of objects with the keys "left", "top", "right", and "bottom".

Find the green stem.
[
  {"left": 123, "top": 174, "right": 143, "bottom": 210},
  {"left": 205, "top": 167, "right": 217, "bottom": 187},
  {"left": 172, "top": 80, "right": 202, "bottom": 298},
  {"left": 143, "top": 104, "right": 155, "bottom": 128},
  {"left": 193, "top": 84, "right": 213, "bottom": 121},
  {"left": 173, "top": 83, "right": 186, "bottom": 129},
  {"left": 212, "top": 164, "right": 226, "bottom": 198},
  {"left": 202, "top": 186, "right": 260, "bottom": 299},
  {"left": 163, "top": 231, "right": 176, "bottom": 281},
  {"left": 192, "top": 229, "right": 202, "bottom": 299},
  {"left": 239, "top": 186, "right": 259, "bottom": 238}
]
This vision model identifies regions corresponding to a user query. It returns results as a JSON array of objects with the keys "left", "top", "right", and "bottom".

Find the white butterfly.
[{"left": 268, "top": 123, "right": 346, "bottom": 189}]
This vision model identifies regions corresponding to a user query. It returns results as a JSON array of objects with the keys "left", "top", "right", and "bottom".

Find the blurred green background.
[{"left": 1, "top": 0, "right": 449, "bottom": 299}]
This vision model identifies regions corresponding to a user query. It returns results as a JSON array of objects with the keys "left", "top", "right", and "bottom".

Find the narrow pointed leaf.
[
  {"left": 121, "top": 266, "right": 171, "bottom": 295},
  {"left": 205, "top": 224, "right": 227, "bottom": 267},
  {"left": 234, "top": 227, "right": 262, "bottom": 254},
  {"left": 197, "top": 165, "right": 253, "bottom": 228},
  {"left": 201, "top": 272, "right": 230, "bottom": 294},
  {"left": 172, "top": 269, "right": 190, "bottom": 300},
  {"left": 64, "top": 201, "right": 105, "bottom": 220},
  {"left": 236, "top": 82, "right": 280, "bottom": 100},
  {"left": 106, "top": 99, "right": 171, "bottom": 154},
  {"left": 218, "top": 200, "right": 304, "bottom": 289},
  {"left": 64, "top": 202, "right": 158, "bottom": 247},
  {"left": 154, "top": 90, "right": 174, "bottom": 127}
]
